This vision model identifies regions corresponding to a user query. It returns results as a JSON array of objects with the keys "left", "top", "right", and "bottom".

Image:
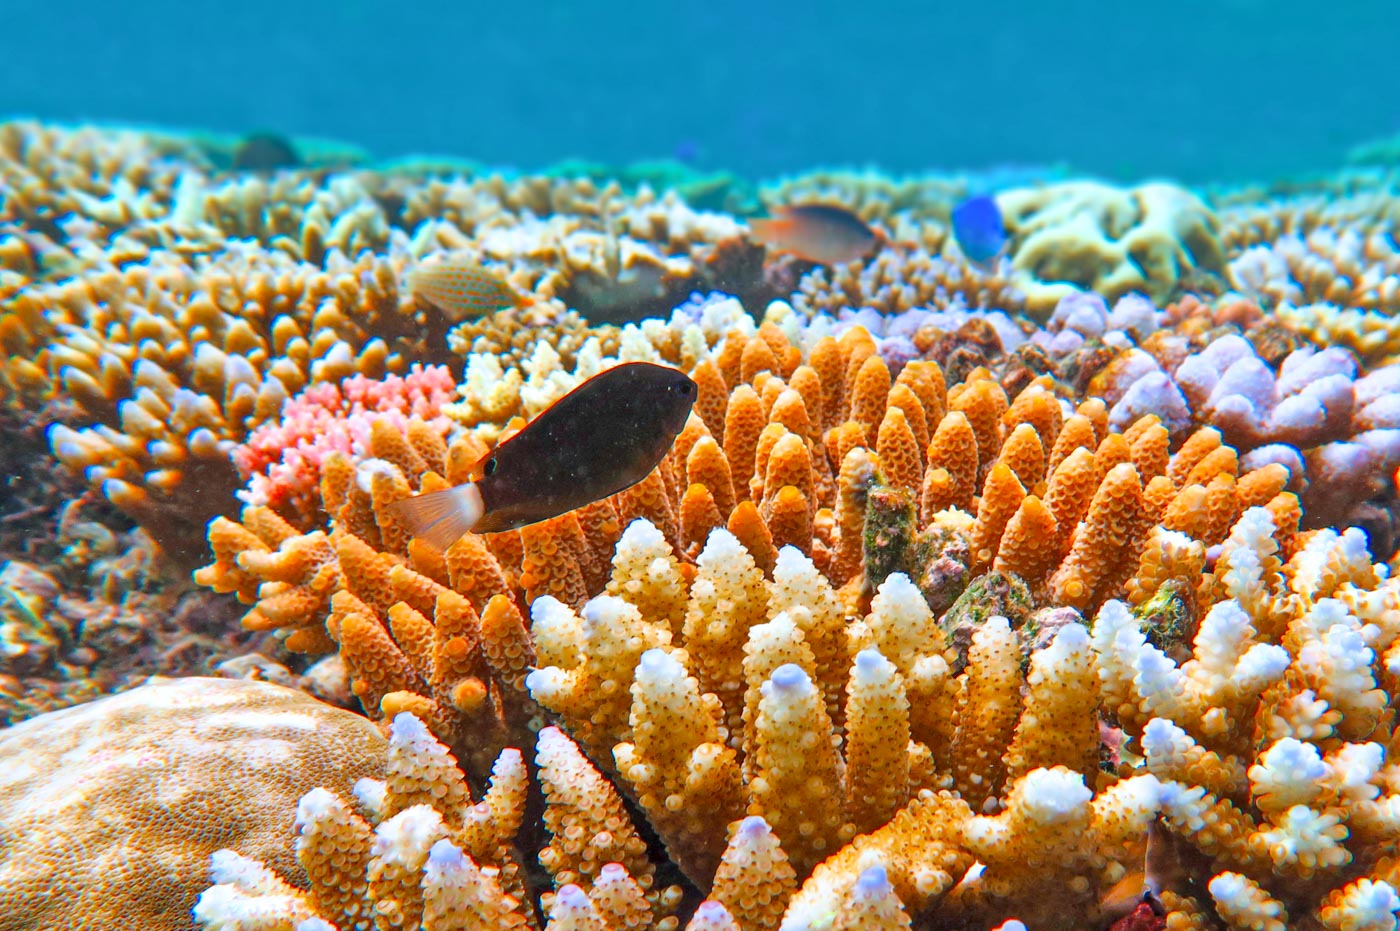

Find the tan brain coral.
[
  {"left": 998, "top": 180, "right": 1226, "bottom": 319},
  {"left": 0, "top": 676, "right": 386, "bottom": 931}
]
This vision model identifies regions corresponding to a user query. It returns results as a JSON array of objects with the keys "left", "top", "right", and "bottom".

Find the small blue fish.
[{"left": 951, "top": 194, "right": 1008, "bottom": 264}]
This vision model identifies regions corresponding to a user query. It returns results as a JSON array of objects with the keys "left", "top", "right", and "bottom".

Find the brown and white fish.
[
  {"left": 749, "top": 203, "right": 882, "bottom": 265},
  {"left": 388, "top": 362, "right": 697, "bottom": 548},
  {"left": 408, "top": 254, "right": 533, "bottom": 320}
]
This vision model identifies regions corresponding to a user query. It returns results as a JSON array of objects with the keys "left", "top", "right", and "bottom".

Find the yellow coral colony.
[{"left": 183, "top": 310, "right": 1400, "bottom": 930}]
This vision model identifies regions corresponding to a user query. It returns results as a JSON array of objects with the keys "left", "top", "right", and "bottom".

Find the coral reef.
[
  {"left": 0, "top": 494, "right": 283, "bottom": 724},
  {"left": 189, "top": 501, "right": 1400, "bottom": 929},
  {"left": 791, "top": 245, "right": 1027, "bottom": 321},
  {"left": 196, "top": 318, "right": 1310, "bottom": 754},
  {"left": 0, "top": 123, "right": 778, "bottom": 562},
  {"left": 232, "top": 364, "right": 458, "bottom": 527},
  {"left": 0, "top": 677, "right": 385, "bottom": 931},
  {"left": 8, "top": 120, "right": 1400, "bottom": 931}
]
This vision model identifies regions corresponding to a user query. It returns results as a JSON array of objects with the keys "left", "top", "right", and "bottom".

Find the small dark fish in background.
[
  {"left": 951, "top": 194, "right": 1008, "bottom": 264},
  {"left": 408, "top": 254, "right": 533, "bottom": 321},
  {"left": 388, "top": 362, "right": 697, "bottom": 547},
  {"left": 749, "top": 203, "right": 881, "bottom": 265},
  {"left": 232, "top": 132, "right": 301, "bottom": 173}
]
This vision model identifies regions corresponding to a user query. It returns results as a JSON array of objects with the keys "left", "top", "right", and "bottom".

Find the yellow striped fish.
[{"left": 407, "top": 254, "right": 532, "bottom": 320}]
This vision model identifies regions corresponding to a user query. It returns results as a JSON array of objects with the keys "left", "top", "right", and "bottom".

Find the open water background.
[{"left": 5, "top": 0, "right": 1399, "bottom": 182}]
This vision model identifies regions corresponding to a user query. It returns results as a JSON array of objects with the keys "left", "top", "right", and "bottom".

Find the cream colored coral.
[
  {"left": 999, "top": 180, "right": 1225, "bottom": 317},
  {"left": 612, "top": 648, "right": 746, "bottom": 885},
  {"left": 0, "top": 677, "right": 386, "bottom": 931}
]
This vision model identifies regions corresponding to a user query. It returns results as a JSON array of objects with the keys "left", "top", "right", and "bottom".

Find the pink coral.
[{"left": 233, "top": 365, "right": 456, "bottom": 520}]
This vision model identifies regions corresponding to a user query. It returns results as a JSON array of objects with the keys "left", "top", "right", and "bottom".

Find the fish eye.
[
  {"left": 680, "top": 381, "right": 696, "bottom": 395},
  {"left": 484, "top": 457, "right": 498, "bottom": 477}
]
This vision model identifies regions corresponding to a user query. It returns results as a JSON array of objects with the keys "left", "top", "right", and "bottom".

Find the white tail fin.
[{"left": 385, "top": 483, "right": 485, "bottom": 550}]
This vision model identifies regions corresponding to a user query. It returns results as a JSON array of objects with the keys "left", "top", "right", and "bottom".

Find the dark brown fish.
[
  {"left": 749, "top": 203, "right": 881, "bottom": 264},
  {"left": 388, "top": 362, "right": 697, "bottom": 547},
  {"left": 232, "top": 132, "right": 301, "bottom": 172}
]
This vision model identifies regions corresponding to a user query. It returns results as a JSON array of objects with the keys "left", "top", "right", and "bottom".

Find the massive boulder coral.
[
  {"left": 998, "top": 181, "right": 1227, "bottom": 318},
  {"left": 16, "top": 119, "right": 1400, "bottom": 930},
  {"left": 0, "top": 676, "right": 385, "bottom": 931}
]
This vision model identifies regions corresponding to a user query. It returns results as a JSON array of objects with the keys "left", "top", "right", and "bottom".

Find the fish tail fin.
[{"left": 385, "top": 484, "right": 485, "bottom": 550}]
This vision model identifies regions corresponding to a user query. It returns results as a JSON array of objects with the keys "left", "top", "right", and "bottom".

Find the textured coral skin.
[
  {"left": 998, "top": 181, "right": 1226, "bottom": 319},
  {"left": 0, "top": 677, "right": 386, "bottom": 931}
]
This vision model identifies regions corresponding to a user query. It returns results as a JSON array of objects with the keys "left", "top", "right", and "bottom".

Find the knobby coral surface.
[{"left": 0, "top": 677, "right": 386, "bottom": 931}]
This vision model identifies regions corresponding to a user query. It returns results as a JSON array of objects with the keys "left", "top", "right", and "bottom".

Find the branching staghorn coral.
[
  {"left": 1228, "top": 227, "right": 1400, "bottom": 317},
  {"left": 197, "top": 314, "right": 1309, "bottom": 767},
  {"left": 1214, "top": 181, "right": 1400, "bottom": 255},
  {"left": 194, "top": 711, "right": 543, "bottom": 931},
  {"left": 0, "top": 124, "right": 783, "bottom": 561},
  {"left": 1225, "top": 225, "right": 1400, "bottom": 365},
  {"left": 231, "top": 365, "right": 458, "bottom": 527},
  {"left": 1094, "top": 504, "right": 1400, "bottom": 929},
  {"left": 790, "top": 245, "right": 1027, "bottom": 321},
  {"left": 22, "top": 241, "right": 454, "bottom": 562},
  {"left": 15, "top": 119, "right": 1400, "bottom": 930}
]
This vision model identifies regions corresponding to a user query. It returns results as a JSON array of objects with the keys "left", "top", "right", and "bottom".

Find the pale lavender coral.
[
  {"left": 1031, "top": 291, "right": 1161, "bottom": 357},
  {"left": 1177, "top": 342, "right": 1367, "bottom": 449},
  {"left": 672, "top": 291, "right": 745, "bottom": 327},
  {"left": 1102, "top": 332, "right": 1400, "bottom": 526}
]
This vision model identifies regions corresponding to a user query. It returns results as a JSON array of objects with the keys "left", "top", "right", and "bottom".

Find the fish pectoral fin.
[
  {"left": 385, "top": 484, "right": 485, "bottom": 550},
  {"left": 464, "top": 452, "right": 491, "bottom": 483}
]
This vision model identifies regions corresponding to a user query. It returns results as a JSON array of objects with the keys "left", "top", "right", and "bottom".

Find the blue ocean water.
[{"left": 4, "top": 0, "right": 1398, "bottom": 182}]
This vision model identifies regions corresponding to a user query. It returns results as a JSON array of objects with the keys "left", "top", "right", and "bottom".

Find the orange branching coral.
[
  {"left": 26, "top": 244, "right": 452, "bottom": 560},
  {"left": 526, "top": 524, "right": 1158, "bottom": 926},
  {"left": 202, "top": 322, "right": 1303, "bottom": 773}
]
